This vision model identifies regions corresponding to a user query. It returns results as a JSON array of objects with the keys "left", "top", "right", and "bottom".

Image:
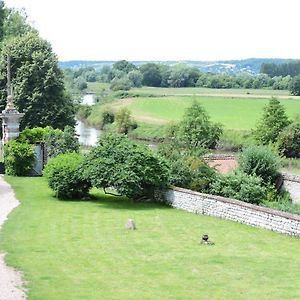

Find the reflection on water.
[
  {"left": 82, "top": 94, "right": 95, "bottom": 106},
  {"left": 76, "top": 94, "right": 101, "bottom": 146},
  {"left": 76, "top": 120, "right": 101, "bottom": 147}
]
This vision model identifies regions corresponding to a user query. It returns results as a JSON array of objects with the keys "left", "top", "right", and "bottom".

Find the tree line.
[
  {"left": 67, "top": 60, "right": 300, "bottom": 93},
  {"left": 261, "top": 60, "right": 300, "bottom": 77}
]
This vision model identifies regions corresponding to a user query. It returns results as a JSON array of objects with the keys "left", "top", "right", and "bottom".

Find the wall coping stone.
[
  {"left": 202, "top": 154, "right": 236, "bottom": 161},
  {"left": 169, "top": 186, "right": 300, "bottom": 222},
  {"left": 282, "top": 172, "right": 300, "bottom": 184}
]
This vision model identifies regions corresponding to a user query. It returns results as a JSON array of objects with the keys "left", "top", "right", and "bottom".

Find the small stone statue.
[
  {"left": 200, "top": 234, "right": 215, "bottom": 245},
  {"left": 125, "top": 219, "right": 136, "bottom": 230}
]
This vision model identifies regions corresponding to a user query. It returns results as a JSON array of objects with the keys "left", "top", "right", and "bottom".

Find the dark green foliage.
[
  {"left": 100, "top": 109, "right": 114, "bottom": 129},
  {"left": 0, "top": 1, "right": 4, "bottom": 41},
  {"left": 278, "top": 119, "right": 300, "bottom": 158},
  {"left": 44, "top": 126, "right": 79, "bottom": 158},
  {"left": 253, "top": 97, "right": 290, "bottom": 145},
  {"left": 43, "top": 152, "right": 91, "bottom": 199},
  {"left": 173, "top": 101, "right": 223, "bottom": 149},
  {"left": 81, "top": 133, "right": 169, "bottom": 199},
  {"left": 261, "top": 60, "right": 300, "bottom": 77},
  {"left": 211, "top": 171, "right": 266, "bottom": 204},
  {"left": 140, "top": 63, "right": 162, "bottom": 87},
  {"left": 238, "top": 145, "right": 280, "bottom": 184},
  {"left": 4, "top": 140, "right": 34, "bottom": 176},
  {"left": 0, "top": 32, "right": 76, "bottom": 130},
  {"left": 289, "top": 75, "right": 300, "bottom": 96}
]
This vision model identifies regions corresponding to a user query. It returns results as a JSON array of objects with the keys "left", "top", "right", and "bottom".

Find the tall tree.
[
  {"left": 175, "top": 101, "right": 223, "bottom": 149},
  {"left": 0, "top": 32, "right": 75, "bottom": 130},
  {"left": 253, "top": 97, "right": 290, "bottom": 145}
]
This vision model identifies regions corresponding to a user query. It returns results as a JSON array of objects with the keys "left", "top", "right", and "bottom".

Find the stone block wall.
[
  {"left": 282, "top": 173, "right": 300, "bottom": 204},
  {"left": 154, "top": 187, "right": 300, "bottom": 236}
]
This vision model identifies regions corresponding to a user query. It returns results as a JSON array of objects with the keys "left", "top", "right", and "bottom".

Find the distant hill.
[{"left": 59, "top": 58, "right": 294, "bottom": 75}]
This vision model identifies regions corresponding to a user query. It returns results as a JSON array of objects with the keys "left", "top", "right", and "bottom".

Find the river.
[
  {"left": 75, "top": 94, "right": 156, "bottom": 148},
  {"left": 75, "top": 94, "right": 102, "bottom": 147}
]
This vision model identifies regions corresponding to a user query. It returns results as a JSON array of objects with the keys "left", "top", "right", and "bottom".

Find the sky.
[{"left": 4, "top": 0, "right": 300, "bottom": 62}]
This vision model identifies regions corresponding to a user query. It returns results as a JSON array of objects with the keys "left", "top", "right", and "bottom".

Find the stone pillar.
[{"left": 0, "top": 95, "right": 24, "bottom": 143}]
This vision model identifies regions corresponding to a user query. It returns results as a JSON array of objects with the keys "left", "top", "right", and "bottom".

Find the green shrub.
[
  {"left": 44, "top": 126, "right": 79, "bottom": 158},
  {"left": 18, "top": 127, "right": 52, "bottom": 144},
  {"left": 115, "top": 108, "right": 137, "bottom": 134},
  {"left": 278, "top": 120, "right": 300, "bottom": 158},
  {"left": 262, "top": 192, "right": 300, "bottom": 215},
  {"left": 43, "top": 152, "right": 91, "bottom": 199},
  {"left": 238, "top": 145, "right": 280, "bottom": 184},
  {"left": 211, "top": 171, "right": 266, "bottom": 204},
  {"left": 4, "top": 140, "right": 35, "bottom": 176},
  {"left": 158, "top": 143, "right": 215, "bottom": 193},
  {"left": 110, "top": 76, "right": 131, "bottom": 91},
  {"left": 81, "top": 133, "right": 169, "bottom": 200},
  {"left": 100, "top": 109, "right": 115, "bottom": 129}
]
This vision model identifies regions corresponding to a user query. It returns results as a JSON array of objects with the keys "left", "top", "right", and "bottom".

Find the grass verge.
[{"left": 1, "top": 176, "right": 300, "bottom": 299}]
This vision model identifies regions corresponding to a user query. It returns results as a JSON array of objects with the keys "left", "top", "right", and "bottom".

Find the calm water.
[{"left": 75, "top": 94, "right": 102, "bottom": 146}]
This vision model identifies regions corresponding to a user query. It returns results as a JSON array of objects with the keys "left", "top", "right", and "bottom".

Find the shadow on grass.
[{"left": 57, "top": 188, "right": 172, "bottom": 211}]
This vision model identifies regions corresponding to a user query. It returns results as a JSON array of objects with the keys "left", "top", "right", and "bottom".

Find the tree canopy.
[
  {"left": 81, "top": 133, "right": 169, "bottom": 199},
  {"left": 0, "top": 32, "right": 76, "bottom": 130}
]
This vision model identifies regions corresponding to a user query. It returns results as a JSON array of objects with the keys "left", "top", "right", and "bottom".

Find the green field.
[
  {"left": 86, "top": 84, "right": 300, "bottom": 131},
  {"left": 89, "top": 95, "right": 300, "bottom": 130},
  {"left": 1, "top": 176, "right": 300, "bottom": 299}
]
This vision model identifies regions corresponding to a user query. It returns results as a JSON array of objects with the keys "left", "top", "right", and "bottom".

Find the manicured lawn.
[{"left": 1, "top": 177, "right": 300, "bottom": 299}]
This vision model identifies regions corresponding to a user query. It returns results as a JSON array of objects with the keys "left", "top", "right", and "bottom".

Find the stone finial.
[
  {"left": 125, "top": 219, "right": 136, "bottom": 230},
  {"left": 5, "top": 94, "right": 16, "bottom": 111},
  {"left": 200, "top": 234, "right": 215, "bottom": 245}
]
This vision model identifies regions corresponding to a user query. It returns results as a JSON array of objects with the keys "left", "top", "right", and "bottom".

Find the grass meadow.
[
  {"left": 87, "top": 84, "right": 300, "bottom": 131},
  {"left": 1, "top": 176, "right": 300, "bottom": 299}
]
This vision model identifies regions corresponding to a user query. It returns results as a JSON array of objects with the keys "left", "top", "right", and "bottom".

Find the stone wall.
[
  {"left": 282, "top": 173, "right": 300, "bottom": 204},
  {"left": 154, "top": 187, "right": 300, "bottom": 236}
]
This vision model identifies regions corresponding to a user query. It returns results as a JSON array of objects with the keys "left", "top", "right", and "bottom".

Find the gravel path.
[{"left": 0, "top": 175, "right": 27, "bottom": 300}]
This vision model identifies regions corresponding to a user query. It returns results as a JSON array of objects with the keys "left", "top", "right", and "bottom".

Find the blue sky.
[{"left": 5, "top": 0, "right": 300, "bottom": 61}]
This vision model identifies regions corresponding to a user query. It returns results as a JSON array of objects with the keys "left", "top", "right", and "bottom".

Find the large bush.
[
  {"left": 43, "top": 152, "right": 91, "bottom": 199},
  {"left": 211, "top": 171, "right": 267, "bottom": 204},
  {"left": 238, "top": 145, "right": 280, "bottom": 184},
  {"left": 277, "top": 119, "right": 300, "bottom": 158},
  {"left": 81, "top": 133, "right": 169, "bottom": 199},
  {"left": 172, "top": 101, "right": 223, "bottom": 149},
  {"left": 4, "top": 140, "right": 34, "bottom": 176}
]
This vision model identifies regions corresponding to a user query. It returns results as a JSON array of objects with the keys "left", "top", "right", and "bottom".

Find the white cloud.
[{"left": 4, "top": 0, "right": 300, "bottom": 61}]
